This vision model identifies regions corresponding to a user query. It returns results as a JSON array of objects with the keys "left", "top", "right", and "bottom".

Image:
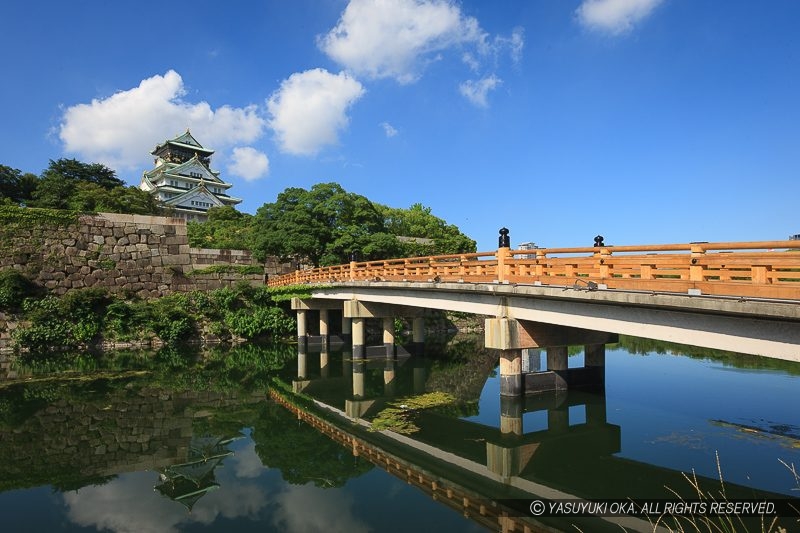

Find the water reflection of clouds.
[
  {"left": 63, "top": 472, "right": 196, "bottom": 533},
  {"left": 61, "top": 436, "right": 370, "bottom": 533},
  {"left": 231, "top": 439, "right": 266, "bottom": 479},
  {"left": 271, "top": 483, "right": 370, "bottom": 533}
]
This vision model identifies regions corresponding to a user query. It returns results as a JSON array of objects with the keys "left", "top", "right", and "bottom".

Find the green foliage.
[
  {"left": 266, "top": 284, "right": 316, "bottom": 302},
  {"left": 0, "top": 165, "right": 37, "bottom": 204},
  {"left": 148, "top": 297, "right": 195, "bottom": 345},
  {"left": 66, "top": 181, "right": 161, "bottom": 215},
  {"left": 0, "top": 269, "right": 39, "bottom": 311},
  {"left": 187, "top": 264, "right": 263, "bottom": 276},
  {"left": 0, "top": 158, "right": 161, "bottom": 215},
  {"left": 187, "top": 206, "right": 254, "bottom": 250},
  {"left": 250, "top": 182, "right": 475, "bottom": 266},
  {"left": 224, "top": 306, "right": 295, "bottom": 339},
  {"left": 0, "top": 204, "right": 81, "bottom": 228},
  {"left": 252, "top": 389, "right": 374, "bottom": 487},
  {"left": 12, "top": 289, "right": 110, "bottom": 351},
  {"left": 378, "top": 202, "right": 477, "bottom": 256}
]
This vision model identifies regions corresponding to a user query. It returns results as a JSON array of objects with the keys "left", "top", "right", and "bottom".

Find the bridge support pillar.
[
  {"left": 382, "top": 317, "right": 395, "bottom": 357},
  {"left": 320, "top": 348, "right": 329, "bottom": 379},
  {"left": 341, "top": 316, "right": 352, "bottom": 345},
  {"left": 384, "top": 359, "right": 396, "bottom": 396},
  {"left": 584, "top": 343, "right": 606, "bottom": 389},
  {"left": 413, "top": 365, "right": 426, "bottom": 394},
  {"left": 352, "top": 360, "right": 366, "bottom": 399},
  {"left": 546, "top": 346, "right": 569, "bottom": 391},
  {"left": 499, "top": 349, "right": 523, "bottom": 397},
  {"left": 412, "top": 317, "right": 425, "bottom": 355},
  {"left": 296, "top": 309, "right": 307, "bottom": 348},
  {"left": 486, "top": 317, "right": 616, "bottom": 395},
  {"left": 319, "top": 309, "right": 329, "bottom": 346},
  {"left": 298, "top": 346, "right": 307, "bottom": 380},
  {"left": 352, "top": 318, "right": 366, "bottom": 359},
  {"left": 500, "top": 395, "right": 523, "bottom": 436}
]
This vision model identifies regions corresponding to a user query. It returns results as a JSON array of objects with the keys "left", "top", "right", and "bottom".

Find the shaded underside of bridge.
[{"left": 304, "top": 281, "right": 800, "bottom": 362}]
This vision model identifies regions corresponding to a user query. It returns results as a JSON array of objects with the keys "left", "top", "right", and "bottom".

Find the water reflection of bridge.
[{"left": 280, "top": 347, "right": 792, "bottom": 532}]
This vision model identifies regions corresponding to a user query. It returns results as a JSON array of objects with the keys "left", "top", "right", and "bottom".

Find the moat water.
[{"left": 0, "top": 334, "right": 798, "bottom": 532}]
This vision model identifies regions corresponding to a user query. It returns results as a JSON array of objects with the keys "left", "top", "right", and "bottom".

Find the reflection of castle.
[{"left": 154, "top": 435, "right": 239, "bottom": 511}]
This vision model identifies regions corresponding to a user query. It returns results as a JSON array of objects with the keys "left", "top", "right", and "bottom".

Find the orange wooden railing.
[{"left": 267, "top": 240, "right": 800, "bottom": 300}]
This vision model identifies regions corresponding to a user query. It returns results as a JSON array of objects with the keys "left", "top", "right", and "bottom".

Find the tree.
[
  {"left": 378, "top": 203, "right": 476, "bottom": 256},
  {"left": 252, "top": 183, "right": 389, "bottom": 266},
  {"left": 187, "top": 206, "right": 254, "bottom": 250},
  {"left": 0, "top": 165, "right": 37, "bottom": 204},
  {"left": 66, "top": 182, "right": 161, "bottom": 215},
  {"left": 250, "top": 183, "right": 476, "bottom": 265},
  {"left": 32, "top": 158, "right": 124, "bottom": 210}
]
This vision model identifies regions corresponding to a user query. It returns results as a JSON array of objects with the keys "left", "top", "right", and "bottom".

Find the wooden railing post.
[
  {"left": 596, "top": 248, "right": 611, "bottom": 279},
  {"left": 689, "top": 243, "right": 706, "bottom": 282},
  {"left": 534, "top": 250, "right": 545, "bottom": 277},
  {"left": 752, "top": 265, "right": 770, "bottom": 285},
  {"left": 350, "top": 260, "right": 356, "bottom": 281},
  {"left": 496, "top": 247, "right": 510, "bottom": 283}
]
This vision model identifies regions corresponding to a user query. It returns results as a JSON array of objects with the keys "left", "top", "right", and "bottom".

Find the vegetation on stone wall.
[{"left": 5, "top": 277, "right": 296, "bottom": 354}]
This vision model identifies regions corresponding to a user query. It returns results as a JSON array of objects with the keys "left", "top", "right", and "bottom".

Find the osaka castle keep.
[{"left": 139, "top": 130, "right": 241, "bottom": 221}]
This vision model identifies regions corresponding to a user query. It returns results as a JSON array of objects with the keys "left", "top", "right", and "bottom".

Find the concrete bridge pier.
[
  {"left": 498, "top": 350, "right": 523, "bottom": 397},
  {"left": 319, "top": 309, "right": 330, "bottom": 347},
  {"left": 341, "top": 316, "right": 352, "bottom": 345},
  {"left": 296, "top": 309, "right": 307, "bottom": 349},
  {"left": 382, "top": 317, "right": 396, "bottom": 357},
  {"left": 292, "top": 298, "right": 345, "bottom": 348},
  {"left": 352, "top": 318, "right": 366, "bottom": 359},
  {"left": 500, "top": 395, "right": 523, "bottom": 436},
  {"left": 297, "top": 342, "right": 307, "bottom": 380},
  {"left": 486, "top": 318, "right": 617, "bottom": 396},
  {"left": 412, "top": 317, "right": 425, "bottom": 356},
  {"left": 352, "top": 360, "right": 366, "bottom": 399},
  {"left": 320, "top": 347, "right": 330, "bottom": 379},
  {"left": 413, "top": 365, "right": 426, "bottom": 394},
  {"left": 343, "top": 300, "right": 426, "bottom": 359},
  {"left": 384, "top": 358, "right": 396, "bottom": 397}
]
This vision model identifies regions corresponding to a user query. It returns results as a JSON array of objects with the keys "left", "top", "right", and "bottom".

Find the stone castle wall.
[{"left": 0, "top": 211, "right": 294, "bottom": 297}]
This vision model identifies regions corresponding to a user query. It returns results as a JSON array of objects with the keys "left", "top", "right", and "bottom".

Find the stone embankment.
[{"left": 0, "top": 211, "right": 293, "bottom": 297}]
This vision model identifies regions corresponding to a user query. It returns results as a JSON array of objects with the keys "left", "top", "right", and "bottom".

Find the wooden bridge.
[
  {"left": 269, "top": 239, "right": 800, "bottom": 397},
  {"left": 268, "top": 239, "right": 800, "bottom": 301}
]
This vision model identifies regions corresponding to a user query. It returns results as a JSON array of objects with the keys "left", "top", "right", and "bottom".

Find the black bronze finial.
[{"left": 498, "top": 227, "right": 510, "bottom": 248}]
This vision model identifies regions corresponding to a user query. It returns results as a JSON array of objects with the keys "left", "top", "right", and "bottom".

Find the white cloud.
[
  {"left": 227, "top": 147, "right": 270, "bottom": 181},
  {"left": 318, "top": 0, "right": 487, "bottom": 84},
  {"left": 381, "top": 122, "right": 398, "bottom": 137},
  {"left": 459, "top": 75, "right": 501, "bottom": 107},
  {"left": 58, "top": 70, "right": 266, "bottom": 172},
  {"left": 272, "top": 484, "right": 370, "bottom": 533},
  {"left": 576, "top": 0, "right": 664, "bottom": 35},
  {"left": 267, "top": 68, "right": 365, "bottom": 156}
]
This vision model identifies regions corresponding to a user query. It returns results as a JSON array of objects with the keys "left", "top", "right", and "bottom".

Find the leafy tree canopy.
[
  {"left": 0, "top": 165, "right": 37, "bottom": 204},
  {"left": 188, "top": 206, "right": 254, "bottom": 251},
  {"left": 249, "top": 182, "right": 475, "bottom": 266}
]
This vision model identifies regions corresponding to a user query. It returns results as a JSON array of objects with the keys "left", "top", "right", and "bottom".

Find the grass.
[{"left": 646, "top": 452, "right": 799, "bottom": 533}]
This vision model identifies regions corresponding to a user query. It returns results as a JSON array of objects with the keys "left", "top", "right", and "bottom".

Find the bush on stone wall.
[
  {"left": 9, "top": 283, "right": 296, "bottom": 353},
  {"left": 0, "top": 269, "right": 40, "bottom": 311}
]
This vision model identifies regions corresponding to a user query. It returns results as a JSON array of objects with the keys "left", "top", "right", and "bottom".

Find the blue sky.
[{"left": 1, "top": 0, "right": 798, "bottom": 251}]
